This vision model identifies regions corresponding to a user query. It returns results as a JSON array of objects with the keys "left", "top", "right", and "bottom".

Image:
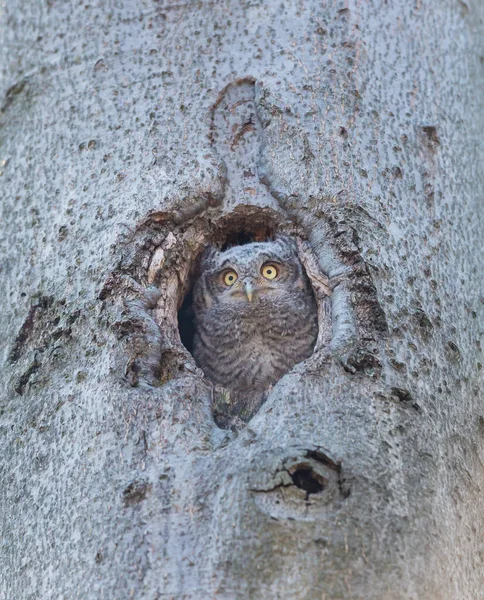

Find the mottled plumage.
[{"left": 192, "top": 236, "right": 318, "bottom": 392}]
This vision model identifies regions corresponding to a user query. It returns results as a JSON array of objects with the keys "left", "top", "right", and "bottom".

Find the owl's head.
[{"left": 196, "top": 236, "right": 309, "bottom": 308}]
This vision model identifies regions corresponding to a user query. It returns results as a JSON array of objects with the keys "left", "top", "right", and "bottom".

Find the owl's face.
[{"left": 198, "top": 237, "right": 306, "bottom": 308}]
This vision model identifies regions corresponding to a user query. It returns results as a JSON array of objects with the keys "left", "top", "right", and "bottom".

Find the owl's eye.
[
  {"left": 223, "top": 270, "right": 238, "bottom": 286},
  {"left": 261, "top": 263, "right": 278, "bottom": 280}
]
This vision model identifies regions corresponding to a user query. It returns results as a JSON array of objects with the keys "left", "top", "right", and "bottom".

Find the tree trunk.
[{"left": 1, "top": 1, "right": 482, "bottom": 599}]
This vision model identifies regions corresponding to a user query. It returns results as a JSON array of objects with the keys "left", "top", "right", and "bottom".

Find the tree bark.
[{"left": 1, "top": 1, "right": 482, "bottom": 599}]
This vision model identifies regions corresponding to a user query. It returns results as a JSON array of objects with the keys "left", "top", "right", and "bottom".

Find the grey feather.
[{"left": 192, "top": 237, "right": 318, "bottom": 393}]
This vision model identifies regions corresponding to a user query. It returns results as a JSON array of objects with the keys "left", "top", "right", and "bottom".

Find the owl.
[{"left": 192, "top": 236, "right": 318, "bottom": 393}]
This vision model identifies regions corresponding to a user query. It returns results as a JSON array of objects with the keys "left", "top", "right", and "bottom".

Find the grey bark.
[{"left": 1, "top": 1, "right": 483, "bottom": 599}]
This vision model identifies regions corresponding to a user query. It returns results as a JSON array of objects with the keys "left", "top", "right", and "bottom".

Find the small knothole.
[{"left": 290, "top": 467, "right": 326, "bottom": 499}]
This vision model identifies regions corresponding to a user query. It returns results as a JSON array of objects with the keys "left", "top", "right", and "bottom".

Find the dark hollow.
[
  {"left": 178, "top": 289, "right": 196, "bottom": 353},
  {"left": 290, "top": 468, "right": 325, "bottom": 496},
  {"left": 221, "top": 228, "right": 274, "bottom": 251}
]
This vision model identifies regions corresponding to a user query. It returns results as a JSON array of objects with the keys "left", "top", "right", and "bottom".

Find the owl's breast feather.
[{"left": 193, "top": 289, "right": 318, "bottom": 391}]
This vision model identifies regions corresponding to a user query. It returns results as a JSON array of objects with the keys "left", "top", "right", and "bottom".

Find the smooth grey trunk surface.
[{"left": 0, "top": 1, "right": 482, "bottom": 599}]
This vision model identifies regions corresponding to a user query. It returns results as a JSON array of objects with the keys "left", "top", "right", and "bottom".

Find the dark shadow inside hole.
[
  {"left": 290, "top": 468, "right": 325, "bottom": 498},
  {"left": 221, "top": 228, "right": 274, "bottom": 250},
  {"left": 178, "top": 288, "right": 195, "bottom": 353}
]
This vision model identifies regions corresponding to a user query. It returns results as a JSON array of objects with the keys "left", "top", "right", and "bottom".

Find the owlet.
[{"left": 192, "top": 236, "right": 318, "bottom": 392}]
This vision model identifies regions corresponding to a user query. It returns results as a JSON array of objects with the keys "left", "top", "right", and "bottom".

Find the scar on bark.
[
  {"left": 249, "top": 447, "right": 351, "bottom": 502},
  {"left": 9, "top": 296, "right": 81, "bottom": 396},
  {"left": 9, "top": 296, "right": 55, "bottom": 364}
]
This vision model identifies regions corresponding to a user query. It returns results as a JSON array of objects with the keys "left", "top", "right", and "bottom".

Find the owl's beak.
[{"left": 243, "top": 279, "right": 255, "bottom": 302}]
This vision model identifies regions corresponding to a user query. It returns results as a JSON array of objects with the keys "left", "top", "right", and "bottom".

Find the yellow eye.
[
  {"left": 223, "top": 270, "right": 238, "bottom": 286},
  {"left": 261, "top": 264, "right": 278, "bottom": 280}
]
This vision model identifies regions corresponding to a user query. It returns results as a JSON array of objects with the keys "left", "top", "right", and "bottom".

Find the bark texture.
[{"left": 1, "top": 1, "right": 483, "bottom": 599}]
